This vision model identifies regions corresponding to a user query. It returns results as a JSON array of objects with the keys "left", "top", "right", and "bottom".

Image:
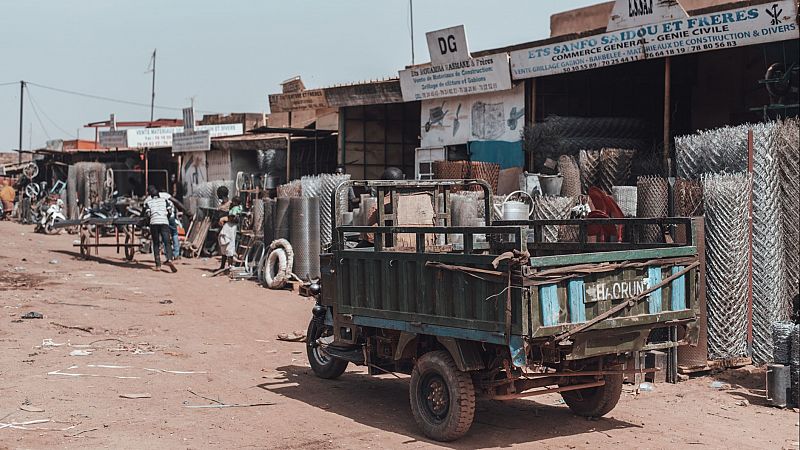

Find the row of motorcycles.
[{"left": 33, "top": 189, "right": 145, "bottom": 236}]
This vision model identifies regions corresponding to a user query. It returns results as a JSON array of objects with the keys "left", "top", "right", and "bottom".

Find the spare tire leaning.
[{"left": 263, "top": 239, "right": 294, "bottom": 289}]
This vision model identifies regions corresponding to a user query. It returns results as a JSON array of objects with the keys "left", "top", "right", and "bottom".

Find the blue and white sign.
[{"left": 510, "top": 1, "right": 798, "bottom": 79}]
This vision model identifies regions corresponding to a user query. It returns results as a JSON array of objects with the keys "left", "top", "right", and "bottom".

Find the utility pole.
[
  {"left": 409, "top": 0, "right": 415, "bottom": 65},
  {"left": 18, "top": 80, "right": 25, "bottom": 164},
  {"left": 149, "top": 49, "right": 156, "bottom": 124}
]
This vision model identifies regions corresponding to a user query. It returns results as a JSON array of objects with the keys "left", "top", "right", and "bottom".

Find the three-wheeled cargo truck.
[{"left": 304, "top": 180, "right": 700, "bottom": 441}]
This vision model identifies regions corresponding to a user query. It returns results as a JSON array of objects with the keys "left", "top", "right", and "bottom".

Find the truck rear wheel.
[
  {"left": 561, "top": 373, "right": 623, "bottom": 417},
  {"left": 306, "top": 320, "right": 348, "bottom": 379},
  {"left": 409, "top": 350, "right": 475, "bottom": 441}
]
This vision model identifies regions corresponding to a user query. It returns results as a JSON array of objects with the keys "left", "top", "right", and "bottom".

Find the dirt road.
[{"left": 0, "top": 221, "right": 797, "bottom": 449}]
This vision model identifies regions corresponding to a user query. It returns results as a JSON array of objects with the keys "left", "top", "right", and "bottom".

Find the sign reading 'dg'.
[
  {"left": 426, "top": 25, "right": 470, "bottom": 65},
  {"left": 510, "top": 0, "right": 799, "bottom": 79}
]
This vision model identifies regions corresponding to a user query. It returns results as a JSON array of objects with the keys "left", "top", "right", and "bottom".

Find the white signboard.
[
  {"left": 399, "top": 53, "right": 512, "bottom": 102},
  {"left": 421, "top": 83, "right": 524, "bottom": 147},
  {"left": 510, "top": 1, "right": 799, "bottom": 79},
  {"left": 607, "top": 0, "right": 687, "bottom": 32},
  {"left": 426, "top": 25, "right": 470, "bottom": 65},
  {"left": 99, "top": 130, "right": 127, "bottom": 148},
  {"left": 172, "top": 129, "right": 211, "bottom": 153},
  {"left": 126, "top": 123, "right": 243, "bottom": 149}
]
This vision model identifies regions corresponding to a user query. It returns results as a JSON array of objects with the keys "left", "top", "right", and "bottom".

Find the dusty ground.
[{"left": 0, "top": 221, "right": 797, "bottom": 449}]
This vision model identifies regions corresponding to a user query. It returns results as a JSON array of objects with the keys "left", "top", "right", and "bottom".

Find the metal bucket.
[
  {"left": 501, "top": 201, "right": 530, "bottom": 221},
  {"left": 519, "top": 172, "right": 541, "bottom": 197},
  {"left": 539, "top": 174, "right": 564, "bottom": 196},
  {"left": 766, "top": 363, "right": 791, "bottom": 407}
]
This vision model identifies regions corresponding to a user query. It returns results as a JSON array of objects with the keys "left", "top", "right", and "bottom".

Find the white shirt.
[{"left": 144, "top": 195, "right": 173, "bottom": 226}]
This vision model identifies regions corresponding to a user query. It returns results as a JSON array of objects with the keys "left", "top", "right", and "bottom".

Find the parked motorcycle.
[{"left": 35, "top": 199, "right": 66, "bottom": 235}]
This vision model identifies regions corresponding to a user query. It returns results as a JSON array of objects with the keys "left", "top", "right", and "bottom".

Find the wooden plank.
[
  {"left": 567, "top": 279, "right": 587, "bottom": 323},
  {"left": 670, "top": 265, "right": 687, "bottom": 310},
  {"left": 539, "top": 284, "right": 559, "bottom": 327},
  {"left": 647, "top": 266, "right": 663, "bottom": 314}
]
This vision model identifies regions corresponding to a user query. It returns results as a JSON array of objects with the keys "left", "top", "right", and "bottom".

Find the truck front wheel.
[
  {"left": 561, "top": 373, "right": 623, "bottom": 417},
  {"left": 306, "top": 320, "right": 348, "bottom": 379},
  {"left": 409, "top": 350, "right": 475, "bottom": 441}
]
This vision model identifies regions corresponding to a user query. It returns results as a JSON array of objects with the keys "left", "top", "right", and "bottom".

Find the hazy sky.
[{"left": 0, "top": 0, "right": 597, "bottom": 151}]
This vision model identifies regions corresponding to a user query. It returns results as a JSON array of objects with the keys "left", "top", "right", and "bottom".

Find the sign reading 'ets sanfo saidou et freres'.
[{"left": 510, "top": 0, "right": 799, "bottom": 79}]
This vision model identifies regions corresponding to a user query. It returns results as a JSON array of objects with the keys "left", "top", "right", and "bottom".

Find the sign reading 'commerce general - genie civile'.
[{"left": 510, "top": 1, "right": 799, "bottom": 79}]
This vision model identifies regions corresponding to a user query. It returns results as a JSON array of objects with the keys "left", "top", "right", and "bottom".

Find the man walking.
[{"left": 143, "top": 185, "right": 177, "bottom": 273}]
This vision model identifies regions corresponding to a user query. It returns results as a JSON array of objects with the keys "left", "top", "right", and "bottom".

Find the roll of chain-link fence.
[{"left": 703, "top": 172, "right": 751, "bottom": 360}]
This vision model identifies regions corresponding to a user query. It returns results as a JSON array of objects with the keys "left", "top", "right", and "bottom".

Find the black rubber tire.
[
  {"left": 561, "top": 373, "right": 623, "bottom": 417},
  {"left": 306, "top": 320, "right": 348, "bottom": 379},
  {"left": 409, "top": 350, "right": 475, "bottom": 442}
]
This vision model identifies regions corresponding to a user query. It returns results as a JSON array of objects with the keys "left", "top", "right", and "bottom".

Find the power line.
[
  {"left": 25, "top": 86, "right": 77, "bottom": 138},
  {"left": 0, "top": 81, "right": 19, "bottom": 87},
  {"left": 25, "top": 81, "right": 218, "bottom": 114},
  {"left": 26, "top": 88, "right": 51, "bottom": 140}
]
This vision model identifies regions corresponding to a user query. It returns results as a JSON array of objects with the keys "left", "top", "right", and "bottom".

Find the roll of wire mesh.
[
  {"left": 467, "top": 161, "right": 500, "bottom": 194},
  {"left": 66, "top": 165, "right": 78, "bottom": 220},
  {"left": 433, "top": 161, "right": 468, "bottom": 192},
  {"left": 558, "top": 155, "right": 581, "bottom": 197},
  {"left": 301, "top": 175, "right": 321, "bottom": 198},
  {"left": 611, "top": 186, "right": 637, "bottom": 218},
  {"left": 703, "top": 172, "right": 751, "bottom": 360},
  {"left": 777, "top": 118, "right": 800, "bottom": 312},
  {"left": 277, "top": 180, "right": 302, "bottom": 198},
  {"left": 599, "top": 148, "right": 635, "bottom": 193},
  {"left": 750, "top": 122, "right": 786, "bottom": 364},
  {"left": 263, "top": 198, "right": 276, "bottom": 247},
  {"left": 579, "top": 150, "right": 601, "bottom": 193},
  {"left": 290, "top": 197, "right": 321, "bottom": 281},
  {"left": 319, "top": 173, "right": 351, "bottom": 250},
  {"left": 791, "top": 325, "right": 800, "bottom": 406},
  {"left": 534, "top": 196, "right": 574, "bottom": 243},
  {"left": 275, "top": 198, "right": 291, "bottom": 240},
  {"left": 676, "top": 125, "right": 749, "bottom": 179},
  {"left": 449, "top": 192, "right": 482, "bottom": 244},
  {"left": 675, "top": 134, "right": 705, "bottom": 180},
  {"left": 636, "top": 176, "right": 669, "bottom": 242},
  {"left": 73, "top": 162, "right": 106, "bottom": 208},
  {"left": 674, "top": 178, "right": 704, "bottom": 216},
  {"left": 772, "top": 321, "right": 795, "bottom": 364},
  {"left": 251, "top": 199, "right": 264, "bottom": 236}
]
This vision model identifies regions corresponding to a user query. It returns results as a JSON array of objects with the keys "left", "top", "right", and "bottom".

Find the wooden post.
[
  {"left": 286, "top": 134, "right": 292, "bottom": 182},
  {"left": 144, "top": 148, "right": 149, "bottom": 189},
  {"left": 746, "top": 128, "right": 754, "bottom": 347},
  {"left": 663, "top": 57, "right": 671, "bottom": 176}
]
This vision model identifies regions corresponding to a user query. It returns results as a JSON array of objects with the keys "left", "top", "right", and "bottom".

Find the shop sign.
[
  {"left": 172, "top": 129, "right": 211, "bottom": 153},
  {"left": 426, "top": 25, "right": 470, "bottom": 65},
  {"left": 607, "top": 0, "right": 687, "bottom": 32},
  {"left": 420, "top": 83, "right": 524, "bottom": 147},
  {"left": 269, "top": 89, "right": 328, "bottom": 113},
  {"left": 510, "top": 0, "right": 799, "bottom": 79},
  {"left": 124, "top": 123, "right": 242, "bottom": 149},
  {"left": 399, "top": 52, "right": 512, "bottom": 101},
  {"left": 99, "top": 130, "right": 127, "bottom": 148}
]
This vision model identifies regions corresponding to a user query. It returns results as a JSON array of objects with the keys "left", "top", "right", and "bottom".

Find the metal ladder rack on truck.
[{"left": 302, "top": 179, "right": 701, "bottom": 442}]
